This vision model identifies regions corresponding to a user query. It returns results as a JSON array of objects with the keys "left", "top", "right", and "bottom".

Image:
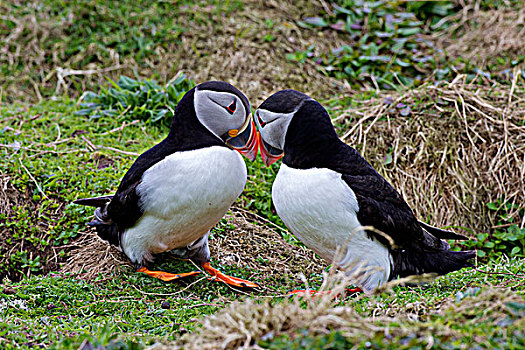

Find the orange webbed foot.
[
  {"left": 346, "top": 287, "right": 363, "bottom": 294},
  {"left": 137, "top": 267, "right": 201, "bottom": 282},
  {"left": 201, "top": 262, "right": 259, "bottom": 288}
]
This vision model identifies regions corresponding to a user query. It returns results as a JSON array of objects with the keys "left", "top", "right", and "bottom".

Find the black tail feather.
[
  {"left": 73, "top": 195, "right": 114, "bottom": 207},
  {"left": 393, "top": 249, "right": 476, "bottom": 278},
  {"left": 87, "top": 218, "right": 121, "bottom": 247},
  {"left": 418, "top": 221, "right": 469, "bottom": 241},
  {"left": 77, "top": 197, "right": 121, "bottom": 248}
]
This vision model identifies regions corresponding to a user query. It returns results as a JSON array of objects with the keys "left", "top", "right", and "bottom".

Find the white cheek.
[
  {"left": 231, "top": 110, "right": 245, "bottom": 130},
  {"left": 262, "top": 114, "right": 293, "bottom": 149},
  {"left": 194, "top": 90, "right": 246, "bottom": 138}
]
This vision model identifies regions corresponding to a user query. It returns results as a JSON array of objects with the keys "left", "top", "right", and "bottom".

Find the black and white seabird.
[
  {"left": 254, "top": 89, "right": 475, "bottom": 294},
  {"left": 74, "top": 81, "right": 259, "bottom": 288}
]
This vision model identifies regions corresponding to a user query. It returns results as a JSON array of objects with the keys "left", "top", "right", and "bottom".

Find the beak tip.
[{"left": 230, "top": 117, "right": 259, "bottom": 162}]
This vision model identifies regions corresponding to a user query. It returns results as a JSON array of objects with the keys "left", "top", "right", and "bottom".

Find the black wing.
[
  {"left": 341, "top": 173, "right": 430, "bottom": 247},
  {"left": 74, "top": 138, "right": 176, "bottom": 233},
  {"left": 334, "top": 145, "right": 447, "bottom": 251}
]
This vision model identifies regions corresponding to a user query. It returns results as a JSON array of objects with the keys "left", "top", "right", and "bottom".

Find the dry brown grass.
[
  {"left": 434, "top": 4, "right": 525, "bottom": 70},
  {"left": 178, "top": 0, "right": 344, "bottom": 106},
  {"left": 59, "top": 208, "right": 325, "bottom": 284},
  {"left": 0, "top": 0, "right": 342, "bottom": 104},
  {"left": 152, "top": 279, "right": 524, "bottom": 350},
  {"left": 336, "top": 75, "right": 525, "bottom": 235},
  {"left": 210, "top": 209, "right": 325, "bottom": 283},
  {"left": 59, "top": 228, "right": 129, "bottom": 279}
]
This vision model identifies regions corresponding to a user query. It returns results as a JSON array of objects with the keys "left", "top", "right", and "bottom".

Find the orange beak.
[
  {"left": 258, "top": 132, "right": 283, "bottom": 166},
  {"left": 225, "top": 115, "right": 259, "bottom": 161}
]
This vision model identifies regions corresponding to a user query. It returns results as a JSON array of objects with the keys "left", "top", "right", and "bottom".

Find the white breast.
[
  {"left": 272, "top": 164, "right": 392, "bottom": 293},
  {"left": 121, "top": 146, "right": 247, "bottom": 264}
]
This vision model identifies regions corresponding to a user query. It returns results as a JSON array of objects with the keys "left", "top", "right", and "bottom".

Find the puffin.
[
  {"left": 254, "top": 89, "right": 475, "bottom": 294},
  {"left": 74, "top": 81, "right": 259, "bottom": 288}
]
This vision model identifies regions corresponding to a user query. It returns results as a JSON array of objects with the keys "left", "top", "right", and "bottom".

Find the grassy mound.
[
  {"left": 333, "top": 77, "right": 525, "bottom": 257},
  {"left": 174, "top": 277, "right": 525, "bottom": 349}
]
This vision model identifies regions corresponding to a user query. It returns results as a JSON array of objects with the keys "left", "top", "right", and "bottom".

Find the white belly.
[
  {"left": 272, "top": 164, "right": 391, "bottom": 293},
  {"left": 122, "top": 146, "right": 247, "bottom": 264}
]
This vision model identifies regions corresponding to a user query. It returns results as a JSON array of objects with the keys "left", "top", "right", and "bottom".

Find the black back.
[
  {"left": 282, "top": 99, "right": 440, "bottom": 250},
  {"left": 258, "top": 89, "right": 310, "bottom": 114}
]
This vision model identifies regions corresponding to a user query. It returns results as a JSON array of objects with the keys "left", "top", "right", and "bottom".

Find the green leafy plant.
[
  {"left": 458, "top": 200, "right": 524, "bottom": 259},
  {"left": 76, "top": 74, "right": 195, "bottom": 127},
  {"left": 294, "top": 0, "right": 458, "bottom": 88},
  {"left": 294, "top": 1, "right": 524, "bottom": 88}
]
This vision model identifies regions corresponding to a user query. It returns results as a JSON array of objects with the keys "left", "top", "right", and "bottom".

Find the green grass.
[
  {"left": 1, "top": 73, "right": 523, "bottom": 349},
  {"left": 1, "top": 0, "right": 524, "bottom": 348},
  {"left": 0, "top": 98, "right": 166, "bottom": 280},
  {"left": 1, "top": 256, "right": 523, "bottom": 348},
  {"left": 0, "top": 265, "right": 256, "bottom": 348}
]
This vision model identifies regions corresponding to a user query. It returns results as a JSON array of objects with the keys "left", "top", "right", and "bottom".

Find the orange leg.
[
  {"left": 137, "top": 267, "right": 201, "bottom": 282},
  {"left": 201, "top": 262, "right": 259, "bottom": 288},
  {"left": 346, "top": 287, "right": 362, "bottom": 294},
  {"left": 288, "top": 289, "right": 336, "bottom": 297}
]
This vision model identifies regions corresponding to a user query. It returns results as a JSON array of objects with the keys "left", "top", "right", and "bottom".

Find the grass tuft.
[{"left": 333, "top": 76, "right": 525, "bottom": 259}]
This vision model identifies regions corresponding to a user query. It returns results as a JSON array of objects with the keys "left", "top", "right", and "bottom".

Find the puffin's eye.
[
  {"left": 226, "top": 100, "right": 236, "bottom": 114},
  {"left": 257, "top": 112, "right": 266, "bottom": 128}
]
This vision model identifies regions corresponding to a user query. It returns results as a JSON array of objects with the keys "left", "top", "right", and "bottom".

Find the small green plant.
[
  {"left": 285, "top": 45, "right": 315, "bottom": 64},
  {"left": 76, "top": 74, "right": 195, "bottom": 127},
  {"left": 294, "top": 0, "right": 457, "bottom": 88},
  {"left": 459, "top": 200, "right": 524, "bottom": 259},
  {"left": 263, "top": 19, "right": 276, "bottom": 42},
  {"left": 294, "top": 0, "right": 524, "bottom": 88}
]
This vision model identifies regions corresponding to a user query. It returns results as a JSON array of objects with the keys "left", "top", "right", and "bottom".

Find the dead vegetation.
[
  {"left": 210, "top": 210, "right": 325, "bottom": 283},
  {"left": 60, "top": 208, "right": 325, "bottom": 285},
  {"left": 59, "top": 228, "right": 128, "bottom": 279},
  {"left": 0, "top": 0, "right": 341, "bottom": 104},
  {"left": 434, "top": 4, "right": 525, "bottom": 71},
  {"left": 158, "top": 279, "right": 524, "bottom": 349},
  {"left": 337, "top": 75, "right": 525, "bottom": 235}
]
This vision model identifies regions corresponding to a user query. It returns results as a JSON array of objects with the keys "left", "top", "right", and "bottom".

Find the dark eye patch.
[
  {"left": 257, "top": 112, "right": 266, "bottom": 128},
  {"left": 226, "top": 100, "right": 236, "bottom": 114}
]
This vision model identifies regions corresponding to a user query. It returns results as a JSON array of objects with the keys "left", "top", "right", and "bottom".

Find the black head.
[
  {"left": 196, "top": 81, "right": 251, "bottom": 121},
  {"left": 169, "top": 81, "right": 258, "bottom": 160},
  {"left": 255, "top": 89, "right": 340, "bottom": 167}
]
